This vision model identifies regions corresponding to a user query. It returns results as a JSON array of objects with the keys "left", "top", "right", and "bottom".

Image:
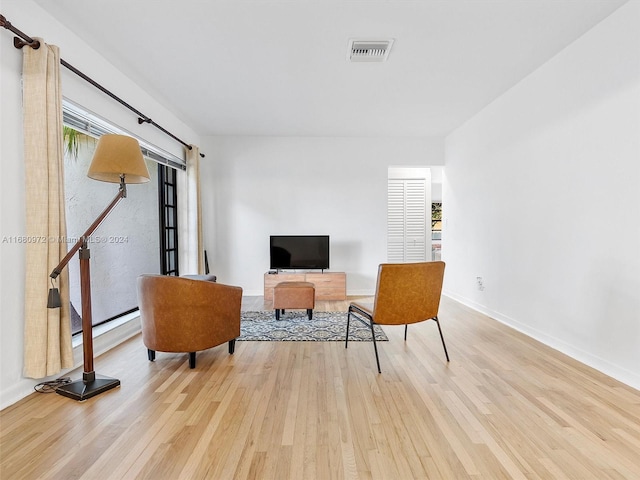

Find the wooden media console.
[{"left": 264, "top": 271, "right": 346, "bottom": 301}]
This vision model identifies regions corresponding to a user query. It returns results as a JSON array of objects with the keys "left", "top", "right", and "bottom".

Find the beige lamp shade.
[{"left": 87, "top": 134, "right": 150, "bottom": 184}]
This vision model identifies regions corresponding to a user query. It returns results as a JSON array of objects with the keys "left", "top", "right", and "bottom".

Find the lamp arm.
[{"left": 50, "top": 181, "right": 126, "bottom": 279}]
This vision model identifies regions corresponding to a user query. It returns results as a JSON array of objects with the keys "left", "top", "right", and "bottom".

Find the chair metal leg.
[
  {"left": 275, "top": 309, "right": 280, "bottom": 320},
  {"left": 345, "top": 310, "right": 352, "bottom": 348},
  {"left": 370, "top": 319, "right": 381, "bottom": 373},
  {"left": 189, "top": 352, "right": 196, "bottom": 368},
  {"left": 404, "top": 324, "right": 408, "bottom": 341},
  {"left": 147, "top": 349, "right": 155, "bottom": 362},
  {"left": 347, "top": 307, "right": 382, "bottom": 372},
  {"left": 229, "top": 339, "right": 236, "bottom": 354},
  {"left": 434, "top": 317, "right": 450, "bottom": 362},
  {"left": 307, "top": 309, "right": 313, "bottom": 320}
]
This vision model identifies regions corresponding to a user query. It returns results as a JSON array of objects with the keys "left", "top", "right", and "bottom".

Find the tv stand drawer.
[{"left": 264, "top": 272, "right": 346, "bottom": 301}]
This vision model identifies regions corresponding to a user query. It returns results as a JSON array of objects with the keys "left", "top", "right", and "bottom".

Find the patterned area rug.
[{"left": 238, "top": 311, "right": 388, "bottom": 342}]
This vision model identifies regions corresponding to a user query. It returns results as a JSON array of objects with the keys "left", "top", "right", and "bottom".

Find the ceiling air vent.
[{"left": 348, "top": 39, "right": 394, "bottom": 62}]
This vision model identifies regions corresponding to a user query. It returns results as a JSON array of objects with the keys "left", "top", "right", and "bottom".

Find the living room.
[{"left": 1, "top": 0, "right": 639, "bottom": 477}]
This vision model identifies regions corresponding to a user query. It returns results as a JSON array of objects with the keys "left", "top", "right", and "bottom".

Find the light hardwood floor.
[{"left": 1, "top": 296, "right": 639, "bottom": 479}]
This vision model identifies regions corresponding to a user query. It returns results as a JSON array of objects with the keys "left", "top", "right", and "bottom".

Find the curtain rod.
[{"left": 0, "top": 14, "right": 205, "bottom": 158}]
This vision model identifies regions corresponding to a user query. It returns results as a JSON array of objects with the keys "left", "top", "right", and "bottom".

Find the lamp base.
[{"left": 55, "top": 372, "right": 120, "bottom": 401}]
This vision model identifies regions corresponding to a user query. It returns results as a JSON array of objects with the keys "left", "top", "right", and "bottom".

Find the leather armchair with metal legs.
[
  {"left": 137, "top": 274, "right": 242, "bottom": 368},
  {"left": 345, "top": 261, "right": 449, "bottom": 373}
]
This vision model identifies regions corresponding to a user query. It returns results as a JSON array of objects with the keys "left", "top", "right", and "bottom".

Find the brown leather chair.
[
  {"left": 345, "top": 261, "right": 449, "bottom": 373},
  {"left": 137, "top": 274, "right": 242, "bottom": 368}
]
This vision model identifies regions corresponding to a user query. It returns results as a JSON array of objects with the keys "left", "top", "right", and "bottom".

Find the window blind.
[{"left": 62, "top": 100, "right": 186, "bottom": 171}]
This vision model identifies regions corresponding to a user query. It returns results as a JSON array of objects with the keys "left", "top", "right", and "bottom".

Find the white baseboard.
[
  {"left": 0, "top": 315, "right": 141, "bottom": 411},
  {"left": 243, "top": 289, "right": 265, "bottom": 297},
  {"left": 443, "top": 291, "right": 640, "bottom": 391},
  {"left": 346, "top": 289, "right": 375, "bottom": 297}
]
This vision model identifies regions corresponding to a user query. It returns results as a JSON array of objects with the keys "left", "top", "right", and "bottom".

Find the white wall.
[
  {"left": 0, "top": 0, "right": 200, "bottom": 408},
  {"left": 443, "top": 1, "right": 640, "bottom": 389},
  {"left": 200, "top": 136, "right": 444, "bottom": 295}
]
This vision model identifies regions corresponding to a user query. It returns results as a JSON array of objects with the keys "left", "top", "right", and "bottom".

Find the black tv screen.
[{"left": 270, "top": 235, "right": 330, "bottom": 270}]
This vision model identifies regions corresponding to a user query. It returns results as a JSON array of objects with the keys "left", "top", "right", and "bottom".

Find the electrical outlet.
[{"left": 476, "top": 276, "right": 484, "bottom": 291}]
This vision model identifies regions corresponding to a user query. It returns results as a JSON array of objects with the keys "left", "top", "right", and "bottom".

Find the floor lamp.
[{"left": 48, "top": 134, "right": 150, "bottom": 401}]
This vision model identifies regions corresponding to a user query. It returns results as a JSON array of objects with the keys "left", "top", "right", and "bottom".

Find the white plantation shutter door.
[
  {"left": 387, "top": 179, "right": 427, "bottom": 262},
  {"left": 405, "top": 180, "right": 427, "bottom": 261},
  {"left": 387, "top": 180, "right": 405, "bottom": 262}
]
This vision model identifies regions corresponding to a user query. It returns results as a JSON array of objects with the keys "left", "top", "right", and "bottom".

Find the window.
[
  {"left": 159, "top": 165, "right": 179, "bottom": 276},
  {"left": 62, "top": 101, "right": 185, "bottom": 334},
  {"left": 432, "top": 202, "right": 442, "bottom": 261}
]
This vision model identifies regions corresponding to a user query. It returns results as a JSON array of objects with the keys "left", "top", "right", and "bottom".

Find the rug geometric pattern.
[{"left": 238, "top": 311, "right": 388, "bottom": 342}]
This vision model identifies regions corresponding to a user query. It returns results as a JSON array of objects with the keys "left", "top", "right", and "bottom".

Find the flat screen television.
[{"left": 270, "top": 235, "right": 329, "bottom": 270}]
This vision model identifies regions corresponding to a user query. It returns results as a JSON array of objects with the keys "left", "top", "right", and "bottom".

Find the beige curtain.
[
  {"left": 186, "top": 145, "right": 205, "bottom": 274},
  {"left": 22, "top": 40, "right": 73, "bottom": 378}
]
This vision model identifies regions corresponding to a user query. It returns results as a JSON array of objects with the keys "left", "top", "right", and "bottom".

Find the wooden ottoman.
[{"left": 273, "top": 281, "right": 315, "bottom": 320}]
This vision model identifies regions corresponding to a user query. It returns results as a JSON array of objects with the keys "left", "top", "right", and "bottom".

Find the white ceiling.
[{"left": 34, "top": 0, "right": 629, "bottom": 138}]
